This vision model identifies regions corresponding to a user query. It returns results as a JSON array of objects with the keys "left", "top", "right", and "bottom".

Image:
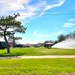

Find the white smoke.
[{"left": 52, "top": 38, "right": 75, "bottom": 49}]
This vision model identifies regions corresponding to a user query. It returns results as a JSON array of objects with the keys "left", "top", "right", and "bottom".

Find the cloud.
[
  {"left": 68, "top": 19, "right": 75, "bottom": 22},
  {"left": 56, "top": 31, "right": 64, "bottom": 35},
  {"left": 0, "top": 0, "right": 30, "bottom": 11},
  {"left": 63, "top": 23, "right": 75, "bottom": 27},
  {"left": 0, "top": 0, "right": 65, "bottom": 20},
  {"left": 63, "top": 19, "right": 75, "bottom": 27},
  {"left": 33, "top": 31, "right": 43, "bottom": 38},
  {"left": 44, "top": 0, "right": 65, "bottom": 11},
  {"left": 33, "top": 31, "right": 50, "bottom": 38},
  {"left": 16, "top": 11, "right": 36, "bottom": 20},
  {"left": 33, "top": 30, "right": 64, "bottom": 39},
  {"left": 49, "top": 30, "right": 65, "bottom": 37}
]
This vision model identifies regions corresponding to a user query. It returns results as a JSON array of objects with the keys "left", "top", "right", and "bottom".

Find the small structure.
[{"left": 44, "top": 42, "right": 54, "bottom": 48}]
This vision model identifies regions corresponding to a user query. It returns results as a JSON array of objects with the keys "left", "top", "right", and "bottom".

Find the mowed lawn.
[
  {"left": 0, "top": 47, "right": 75, "bottom": 75},
  {"left": 0, "top": 47, "right": 75, "bottom": 56},
  {"left": 0, "top": 58, "right": 75, "bottom": 75}
]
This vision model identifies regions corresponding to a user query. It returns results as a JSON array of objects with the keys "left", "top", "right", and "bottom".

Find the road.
[{"left": 0, "top": 55, "right": 75, "bottom": 59}]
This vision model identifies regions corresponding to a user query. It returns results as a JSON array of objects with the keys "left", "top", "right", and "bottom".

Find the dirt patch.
[{"left": 66, "top": 72, "right": 75, "bottom": 75}]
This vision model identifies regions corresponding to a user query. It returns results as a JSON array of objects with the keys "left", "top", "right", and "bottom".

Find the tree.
[
  {"left": 8, "top": 31, "right": 22, "bottom": 47},
  {"left": 0, "top": 13, "right": 27, "bottom": 53},
  {"left": 58, "top": 34, "right": 65, "bottom": 42},
  {"left": 65, "top": 31, "right": 75, "bottom": 39}
]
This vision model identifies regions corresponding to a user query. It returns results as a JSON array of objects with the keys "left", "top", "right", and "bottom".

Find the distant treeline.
[{"left": 57, "top": 31, "right": 75, "bottom": 42}]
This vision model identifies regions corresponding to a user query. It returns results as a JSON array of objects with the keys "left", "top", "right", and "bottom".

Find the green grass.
[
  {"left": 0, "top": 47, "right": 75, "bottom": 56},
  {"left": 0, "top": 58, "right": 75, "bottom": 75}
]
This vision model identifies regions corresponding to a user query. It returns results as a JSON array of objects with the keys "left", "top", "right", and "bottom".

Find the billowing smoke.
[
  {"left": 52, "top": 32, "right": 75, "bottom": 49},
  {"left": 52, "top": 38, "right": 75, "bottom": 49}
]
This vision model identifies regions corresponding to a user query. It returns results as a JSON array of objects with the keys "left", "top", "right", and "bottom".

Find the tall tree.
[{"left": 0, "top": 13, "right": 27, "bottom": 53}]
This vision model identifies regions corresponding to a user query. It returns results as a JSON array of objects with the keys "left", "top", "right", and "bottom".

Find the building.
[{"left": 44, "top": 42, "right": 54, "bottom": 48}]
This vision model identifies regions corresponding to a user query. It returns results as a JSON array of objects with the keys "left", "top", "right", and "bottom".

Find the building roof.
[{"left": 45, "top": 42, "right": 54, "bottom": 44}]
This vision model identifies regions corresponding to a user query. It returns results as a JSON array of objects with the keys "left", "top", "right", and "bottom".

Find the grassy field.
[
  {"left": 0, "top": 47, "right": 75, "bottom": 75},
  {"left": 0, "top": 58, "right": 75, "bottom": 75},
  {"left": 0, "top": 47, "right": 75, "bottom": 56}
]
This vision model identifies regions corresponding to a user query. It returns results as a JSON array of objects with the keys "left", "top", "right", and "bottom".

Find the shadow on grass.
[
  {"left": 0, "top": 47, "right": 75, "bottom": 57},
  {"left": 0, "top": 48, "right": 28, "bottom": 57},
  {"left": 0, "top": 52, "right": 27, "bottom": 57}
]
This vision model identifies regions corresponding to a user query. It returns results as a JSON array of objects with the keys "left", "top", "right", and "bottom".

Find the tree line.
[{"left": 44, "top": 31, "right": 75, "bottom": 45}]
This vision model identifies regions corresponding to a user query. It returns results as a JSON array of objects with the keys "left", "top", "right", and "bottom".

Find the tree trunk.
[
  {"left": 13, "top": 33, "right": 15, "bottom": 47},
  {"left": 4, "top": 31, "right": 10, "bottom": 53}
]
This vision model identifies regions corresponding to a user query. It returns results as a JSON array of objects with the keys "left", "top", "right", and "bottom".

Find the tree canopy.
[
  {"left": 0, "top": 13, "right": 27, "bottom": 53},
  {"left": 58, "top": 34, "right": 65, "bottom": 42}
]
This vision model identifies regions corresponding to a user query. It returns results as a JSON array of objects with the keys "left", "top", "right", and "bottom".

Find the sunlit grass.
[
  {"left": 0, "top": 58, "right": 75, "bottom": 75},
  {"left": 0, "top": 47, "right": 75, "bottom": 75},
  {"left": 0, "top": 47, "right": 75, "bottom": 56}
]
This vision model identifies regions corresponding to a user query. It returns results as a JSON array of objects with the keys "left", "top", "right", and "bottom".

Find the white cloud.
[
  {"left": 44, "top": 0, "right": 65, "bottom": 11},
  {"left": 33, "top": 31, "right": 50, "bottom": 38},
  {"left": 63, "top": 18, "right": 75, "bottom": 27},
  {"left": 0, "top": 0, "right": 30, "bottom": 11},
  {"left": 56, "top": 31, "right": 64, "bottom": 35},
  {"left": 0, "top": 0, "right": 65, "bottom": 20},
  {"left": 33, "top": 31, "right": 42, "bottom": 38},
  {"left": 16, "top": 11, "right": 36, "bottom": 20},
  {"left": 63, "top": 23, "right": 75, "bottom": 27},
  {"left": 33, "top": 30, "right": 64, "bottom": 39},
  {"left": 49, "top": 30, "right": 64, "bottom": 37},
  {"left": 69, "top": 19, "right": 75, "bottom": 21}
]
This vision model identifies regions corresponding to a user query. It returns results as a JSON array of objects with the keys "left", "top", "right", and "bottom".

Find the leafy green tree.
[{"left": 0, "top": 13, "right": 27, "bottom": 53}]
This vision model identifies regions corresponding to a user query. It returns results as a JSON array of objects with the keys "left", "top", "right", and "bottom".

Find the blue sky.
[{"left": 0, "top": 0, "right": 75, "bottom": 44}]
